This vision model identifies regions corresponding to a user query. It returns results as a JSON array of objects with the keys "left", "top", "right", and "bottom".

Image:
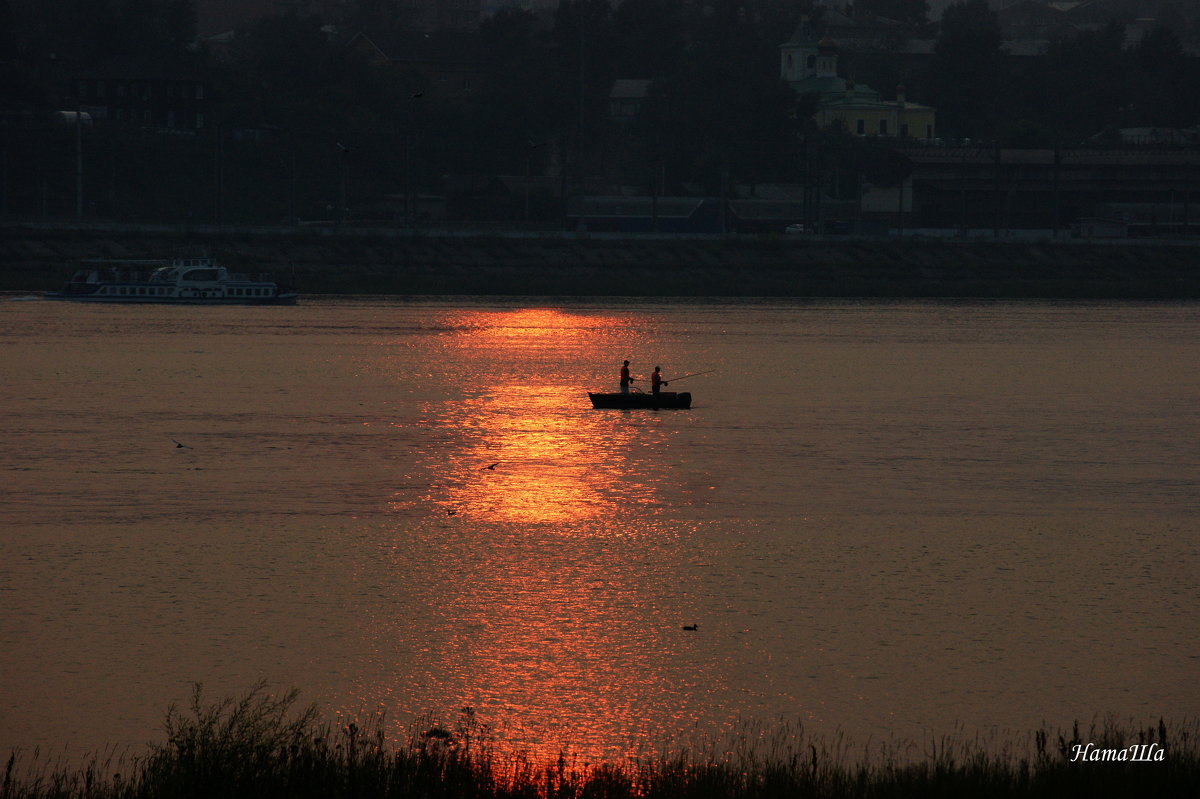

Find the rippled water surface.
[{"left": 2, "top": 297, "right": 1198, "bottom": 762}]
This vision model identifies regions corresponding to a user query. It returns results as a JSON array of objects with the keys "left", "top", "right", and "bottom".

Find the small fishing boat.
[
  {"left": 46, "top": 258, "right": 297, "bottom": 305},
  {"left": 589, "top": 391, "right": 692, "bottom": 409}
]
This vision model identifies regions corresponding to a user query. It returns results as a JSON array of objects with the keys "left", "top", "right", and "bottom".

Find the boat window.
[{"left": 182, "top": 269, "right": 219, "bottom": 281}]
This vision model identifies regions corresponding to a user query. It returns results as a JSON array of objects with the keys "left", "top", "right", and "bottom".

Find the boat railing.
[
  {"left": 85, "top": 268, "right": 155, "bottom": 283},
  {"left": 69, "top": 260, "right": 281, "bottom": 287}
]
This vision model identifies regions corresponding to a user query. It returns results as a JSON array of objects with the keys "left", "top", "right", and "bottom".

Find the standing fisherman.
[
  {"left": 651, "top": 366, "right": 669, "bottom": 395},
  {"left": 620, "top": 360, "right": 634, "bottom": 394}
]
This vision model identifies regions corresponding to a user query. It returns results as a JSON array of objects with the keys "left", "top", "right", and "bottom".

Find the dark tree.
[
  {"left": 464, "top": 9, "right": 563, "bottom": 174},
  {"left": 161, "top": 0, "right": 198, "bottom": 49},
  {"left": 635, "top": 4, "right": 797, "bottom": 193},
  {"left": 1129, "top": 25, "right": 1198, "bottom": 128},
  {"left": 854, "top": 0, "right": 929, "bottom": 26},
  {"left": 611, "top": 0, "right": 686, "bottom": 79},
  {"left": 928, "top": 0, "right": 1003, "bottom": 138},
  {"left": 553, "top": 0, "right": 618, "bottom": 168},
  {"left": 1042, "top": 21, "right": 1128, "bottom": 139}
]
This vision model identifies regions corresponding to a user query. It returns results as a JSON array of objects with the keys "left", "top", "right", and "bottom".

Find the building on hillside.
[
  {"left": 608, "top": 80, "right": 651, "bottom": 124},
  {"left": 900, "top": 145, "right": 1200, "bottom": 233},
  {"left": 992, "top": 0, "right": 1199, "bottom": 47},
  {"left": 398, "top": 0, "right": 484, "bottom": 31},
  {"left": 994, "top": 0, "right": 1077, "bottom": 40},
  {"left": 198, "top": 1, "right": 484, "bottom": 37},
  {"left": 67, "top": 57, "right": 211, "bottom": 130},
  {"left": 196, "top": 0, "right": 337, "bottom": 37},
  {"left": 781, "top": 24, "right": 936, "bottom": 139},
  {"left": 815, "top": 7, "right": 913, "bottom": 50},
  {"left": 347, "top": 30, "right": 485, "bottom": 101}
]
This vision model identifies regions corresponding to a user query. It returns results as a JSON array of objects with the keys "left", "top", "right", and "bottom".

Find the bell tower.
[
  {"left": 779, "top": 16, "right": 823, "bottom": 83},
  {"left": 815, "top": 37, "right": 839, "bottom": 78}
]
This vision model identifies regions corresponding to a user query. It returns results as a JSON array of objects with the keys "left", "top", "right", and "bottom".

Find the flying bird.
[
  {"left": 172, "top": 440, "right": 192, "bottom": 449},
  {"left": 482, "top": 462, "right": 499, "bottom": 470}
]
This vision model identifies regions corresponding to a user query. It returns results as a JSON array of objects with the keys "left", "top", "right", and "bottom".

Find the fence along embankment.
[{"left": 4, "top": 224, "right": 1200, "bottom": 297}]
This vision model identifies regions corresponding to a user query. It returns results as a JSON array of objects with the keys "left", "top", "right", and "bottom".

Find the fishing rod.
[{"left": 665, "top": 369, "right": 715, "bottom": 383}]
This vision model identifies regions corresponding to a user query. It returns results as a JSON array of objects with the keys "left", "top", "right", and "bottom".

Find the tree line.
[{"left": 1, "top": 0, "right": 1197, "bottom": 224}]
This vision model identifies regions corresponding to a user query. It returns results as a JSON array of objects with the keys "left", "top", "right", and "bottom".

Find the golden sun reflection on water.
[
  {"left": 420, "top": 528, "right": 697, "bottom": 764},
  {"left": 372, "top": 306, "right": 707, "bottom": 762},
  {"left": 440, "top": 307, "right": 612, "bottom": 346},
  {"left": 426, "top": 307, "right": 659, "bottom": 526},
  {"left": 442, "top": 385, "right": 658, "bottom": 525}
]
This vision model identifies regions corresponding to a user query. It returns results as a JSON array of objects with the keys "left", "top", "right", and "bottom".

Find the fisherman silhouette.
[{"left": 651, "top": 366, "right": 668, "bottom": 395}]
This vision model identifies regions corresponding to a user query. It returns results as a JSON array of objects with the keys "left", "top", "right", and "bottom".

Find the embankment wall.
[{"left": 4, "top": 223, "right": 1200, "bottom": 298}]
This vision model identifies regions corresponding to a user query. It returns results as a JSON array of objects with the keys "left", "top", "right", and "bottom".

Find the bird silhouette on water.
[
  {"left": 172, "top": 440, "right": 192, "bottom": 449},
  {"left": 682, "top": 624, "right": 698, "bottom": 631},
  {"left": 482, "top": 462, "right": 499, "bottom": 470}
]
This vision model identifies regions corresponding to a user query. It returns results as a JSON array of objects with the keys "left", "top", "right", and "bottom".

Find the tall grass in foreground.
[{"left": 4, "top": 683, "right": 1196, "bottom": 798}]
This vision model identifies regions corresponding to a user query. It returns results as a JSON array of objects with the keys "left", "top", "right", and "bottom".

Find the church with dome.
[{"left": 780, "top": 20, "right": 936, "bottom": 140}]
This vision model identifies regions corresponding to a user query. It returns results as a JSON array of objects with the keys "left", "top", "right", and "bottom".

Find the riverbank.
[
  {"left": 4, "top": 222, "right": 1200, "bottom": 298},
  {"left": 4, "top": 685, "right": 1197, "bottom": 799}
]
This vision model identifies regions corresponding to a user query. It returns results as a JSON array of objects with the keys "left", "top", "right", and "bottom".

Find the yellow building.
[{"left": 780, "top": 25, "right": 935, "bottom": 140}]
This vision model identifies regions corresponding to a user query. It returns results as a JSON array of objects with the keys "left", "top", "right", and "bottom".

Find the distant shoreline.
[{"left": 4, "top": 222, "right": 1200, "bottom": 298}]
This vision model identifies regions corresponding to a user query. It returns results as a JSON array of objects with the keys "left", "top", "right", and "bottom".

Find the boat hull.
[
  {"left": 45, "top": 291, "right": 297, "bottom": 305},
  {"left": 46, "top": 258, "right": 297, "bottom": 305},
  {"left": 589, "top": 391, "right": 692, "bottom": 409}
]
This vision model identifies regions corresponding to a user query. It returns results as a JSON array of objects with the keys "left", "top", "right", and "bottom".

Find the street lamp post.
[
  {"left": 525, "top": 140, "right": 540, "bottom": 223},
  {"left": 405, "top": 91, "right": 423, "bottom": 228},
  {"left": 336, "top": 141, "right": 350, "bottom": 225},
  {"left": 75, "top": 101, "right": 84, "bottom": 219},
  {"left": 213, "top": 122, "right": 224, "bottom": 225}
]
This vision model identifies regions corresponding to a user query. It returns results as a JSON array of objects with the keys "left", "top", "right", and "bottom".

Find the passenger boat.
[
  {"left": 46, "top": 258, "right": 298, "bottom": 305},
  {"left": 588, "top": 391, "right": 692, "bottom": 409}
]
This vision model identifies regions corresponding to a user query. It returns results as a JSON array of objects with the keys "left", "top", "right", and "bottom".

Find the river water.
[{"left": 1, "top": 296, "right": 1197, "bottom": 764}]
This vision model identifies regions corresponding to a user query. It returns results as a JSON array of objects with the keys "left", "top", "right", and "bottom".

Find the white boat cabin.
[{"left": 55, "top": 257, "right": 295, "bottom": 304}]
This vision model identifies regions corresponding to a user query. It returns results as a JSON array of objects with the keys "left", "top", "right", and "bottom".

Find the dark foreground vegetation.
[{"left": 3, "top": 684, "right": 1197, "bottom": 799}]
